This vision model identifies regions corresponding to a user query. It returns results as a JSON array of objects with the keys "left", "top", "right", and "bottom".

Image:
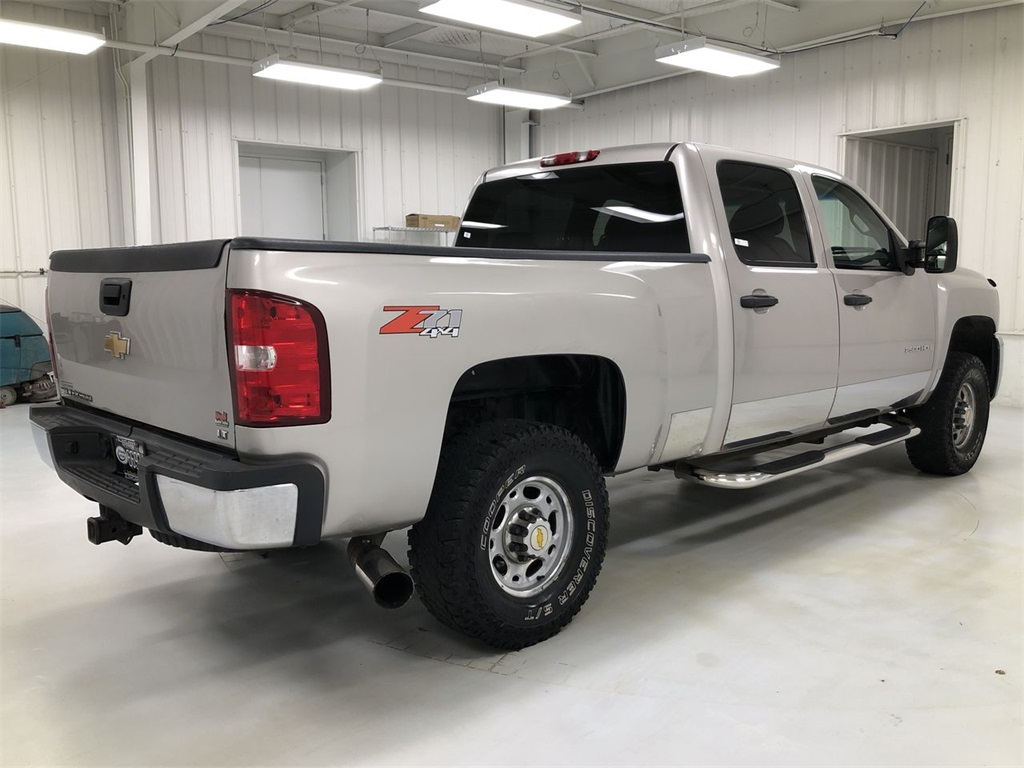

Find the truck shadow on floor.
[
  {"left": 190, "top": 443, "right": 950, "bottom": 659},
  {"left": 20, "top": 444, "right": 975, "bottom": 706}
]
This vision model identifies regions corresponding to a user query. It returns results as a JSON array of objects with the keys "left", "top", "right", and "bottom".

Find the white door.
[
  {"left": 239, "top": 156, "right": 326, "bottom": 240},
  {"left": 709, "top": 158, "right": 840, "bottom": 446}
]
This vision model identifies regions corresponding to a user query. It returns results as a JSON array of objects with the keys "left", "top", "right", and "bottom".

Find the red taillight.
[
  {"left": 227, "top": 290, "right": 330, "bottom": 427},
  {"left": 540, "top": 149, "right": 600, "bottom": 167}
]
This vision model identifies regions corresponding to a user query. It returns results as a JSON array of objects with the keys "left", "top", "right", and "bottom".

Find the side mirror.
[
  {"left": 899, "top": 240, "right": 925, "bottom": 275},
  {"left": 924, "top": 215, "right": 958, "bottom": 273}
]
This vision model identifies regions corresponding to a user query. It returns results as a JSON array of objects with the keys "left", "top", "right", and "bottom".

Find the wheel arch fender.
[
  {"left": 927, "top": 268, "right": 1000, "bottom": 402},
  {"left": 443, "top": 353, "right": 627, "bottom": 473},
  {"left": 944, "top": 316, "right": 1000, "bottom": 400}
]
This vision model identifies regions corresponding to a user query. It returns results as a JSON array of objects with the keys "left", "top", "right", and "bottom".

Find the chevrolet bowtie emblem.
[{"left": 104, "top": 331, "right": 130, "bottom": 359}]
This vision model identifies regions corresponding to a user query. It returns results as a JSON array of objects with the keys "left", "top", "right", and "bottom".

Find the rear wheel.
[
  {"left": 408, "top": 420, "right": 609, "bottom": 650},
  {"left": 906, "top": 352, "right": 990, "bottom": 475}
]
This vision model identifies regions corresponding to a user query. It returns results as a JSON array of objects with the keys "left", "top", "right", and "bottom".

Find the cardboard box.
[{"left": 405, "top": 213, "right": 461, "bottom": 229}]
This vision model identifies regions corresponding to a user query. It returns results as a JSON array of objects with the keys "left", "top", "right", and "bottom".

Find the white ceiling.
[{"left": 11, "top": 0, "right": 1023, "bottom": 98}]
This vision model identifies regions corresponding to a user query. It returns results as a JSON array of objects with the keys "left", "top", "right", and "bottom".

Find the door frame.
[
  {"left": 838, "top": 118, "right": 967, "bottom": 226},
  {"left": 237, "top": 153, "right": 327, "bottom": 239},
  {"left": 233, "top": 140, "right": 363, "bottom": 240}
]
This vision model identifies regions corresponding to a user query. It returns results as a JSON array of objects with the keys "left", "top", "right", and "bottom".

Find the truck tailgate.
[{"left": 47, "top": 240, "right": 237, "bottom": 450}]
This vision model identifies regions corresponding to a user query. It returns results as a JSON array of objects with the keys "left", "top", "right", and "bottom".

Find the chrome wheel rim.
[
  {"left": 952, "top": 381, "right": 977, "bottom": 450},
  {"left": 487, "top": 475, "right": 574, "bottom": 598}
]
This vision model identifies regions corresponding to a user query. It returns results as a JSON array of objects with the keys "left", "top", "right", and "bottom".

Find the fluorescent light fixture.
[
  {"left": 655, "top": 36, "right": 779, "bottom": 77},
  {"left": 252, "top": 54, "right": 382, "bottom": 90},
  {"left": 467, "top": 81, "right": 570, "bottom": 110},
  {"left": 421, "top": 0, "right": 582, "bottom": 38},
  {"left": 0, "top": 18, "right": 104, "bottom": 54}
]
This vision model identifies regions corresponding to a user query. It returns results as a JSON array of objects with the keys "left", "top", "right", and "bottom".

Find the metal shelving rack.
[{"left": 373, "top": 226, "right": 459, "bottom": 246}]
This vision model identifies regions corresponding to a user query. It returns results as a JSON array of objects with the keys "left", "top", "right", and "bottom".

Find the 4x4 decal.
[{"left": 380, "top": 305, "right": 463, "bottom": 338}]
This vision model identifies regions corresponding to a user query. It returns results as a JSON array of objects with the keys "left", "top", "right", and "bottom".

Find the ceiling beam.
[
  {"left": 280, "top": 0, "right": 363, "bottom": 30},
  {"left": 382, "top": 22, "right": 438, "bottom": 47},
  {"left": 129, "top": 0, "right": 249, "bottom": 66},
  {"left": 502, "top": 0, "right": 764, "bottom": 64},
  {"left": 352, "top": 0, "right": 598, "bottom": 58},
  {"left": 104, "top": 38, "right": 471, "bottom": 95},
  {"left": 776, "top": 0, "right": 1020, "bottom": 52},
  {"left": 576, "top": 0, "right": 682, "bottom": 33},
  {"left": 163, "top": 0, "right": 250, "bottom": 44},
  {"left": 572, "top": 52, "right": 595, "bottom": 88},
  {"left": 211, "top": 20, "right": 526, "bottom": 74}
]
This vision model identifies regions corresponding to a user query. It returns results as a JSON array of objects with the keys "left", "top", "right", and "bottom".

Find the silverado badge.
[{"left": 104, "top": 331, "right": 131, "bottom": 359}]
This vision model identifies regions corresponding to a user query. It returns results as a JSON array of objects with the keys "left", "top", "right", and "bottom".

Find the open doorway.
[
  {"left": 237, "top": 142, "right": 359, "bottom": 241},
  {"left": 841, "top": 121, "right": 959, "bottom": 241}
]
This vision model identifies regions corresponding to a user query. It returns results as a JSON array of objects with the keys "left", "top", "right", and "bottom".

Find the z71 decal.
[{"left": 380, "top": 305, "right": 463, "bottom": 338}]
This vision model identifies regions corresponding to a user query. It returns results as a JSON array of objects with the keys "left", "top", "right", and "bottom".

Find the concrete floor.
[{"left": 1, "top": 404, "right": 1022, "bottom": 767}]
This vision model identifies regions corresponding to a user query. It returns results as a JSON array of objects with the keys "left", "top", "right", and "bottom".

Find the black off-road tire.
[
  {"left": 408, "top": 420, "right": 610, "bottom": 650},
  {"left": 905, "top": 352, "right": 990, "bottom": 476}
]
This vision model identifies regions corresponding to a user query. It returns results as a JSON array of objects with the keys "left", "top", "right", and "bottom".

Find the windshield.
[{"left": 457, "top": 161, "right": 690, "bottom": 253}]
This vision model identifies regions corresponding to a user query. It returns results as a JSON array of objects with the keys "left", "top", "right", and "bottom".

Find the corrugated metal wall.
[
  {"left": 538, "top": 5, "right": 1024, "bottom": 332},
  {"left": 0, "top": 3, "right": 124, "bottom": 325},
  {"left": 2, "top": 3, "right": 1020, "bottom": 337},
  {"left": 147, "top": 35, "right": 499, "bottom": 244},
  {"left": 844, "top": 137, "right": 938, "bottom": 239},
  {"left": 0, "top": 6, "right": 500, "bottom": 323}
]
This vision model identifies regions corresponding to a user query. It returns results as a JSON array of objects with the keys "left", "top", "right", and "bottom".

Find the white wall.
[
  {"left": 538, "top": 5, "right": 1023, "bottom": 338},
  {"left": 0, "top": 3, "right": 124, "bottom": 325},
  {"left": 0, "top": 3, "right": 501, "bottom": 324},
  {"left": 1, "top": 3, "right": 1020, "bottom": 402},
  {"left": 146, "top": 35, "right": 500, "bottom": 243}
]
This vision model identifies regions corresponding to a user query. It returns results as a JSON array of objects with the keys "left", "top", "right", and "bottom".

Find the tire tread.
[
  {"left": 408, "top": 419, "right": 609, "bottom": 650},
  {"left": 905, "top": 351, "right": 990, "bottom": 475}
]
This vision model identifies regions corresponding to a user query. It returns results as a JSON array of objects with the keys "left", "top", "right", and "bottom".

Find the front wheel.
[
  {"left": 408, "top": 420, "right": 610, "bottom": 650},
  {"left": 905, "top": 352, "right": 990, "bottom": 475}
]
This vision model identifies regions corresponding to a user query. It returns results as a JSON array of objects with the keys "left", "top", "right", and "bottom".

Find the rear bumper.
[{"left": 29, "top": 403, "right": 324, "bottom": 550}]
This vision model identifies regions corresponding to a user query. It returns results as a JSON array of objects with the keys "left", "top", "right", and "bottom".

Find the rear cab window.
[{"left": 458, "top": 162, "right": 691, "bottom": 253}]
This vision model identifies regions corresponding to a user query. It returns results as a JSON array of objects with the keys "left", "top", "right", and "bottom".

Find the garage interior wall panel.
[
  {"left": 539, "top": 6, "right": 1023, "bottom": 334},
  {"left": 845, "top": 138, "right": 938, "bottom": 239},
  {"left": 148, "top": 39, "right": 499, "bottom": 244},
  {"left": 0, "top": 3, "right": 124, "bottom": 323}
]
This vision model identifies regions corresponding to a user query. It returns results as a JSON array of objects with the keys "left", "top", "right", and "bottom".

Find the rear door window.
[
  {"left": 716, "top": 161, "right": 815, "bottom": 267},
  {"left": 458, "top": 162, "right": 690, "bottom": 253}
]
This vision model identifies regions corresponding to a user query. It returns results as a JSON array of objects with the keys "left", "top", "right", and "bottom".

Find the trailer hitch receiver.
[{"left": 87, "top": 506, "right": 142, "bottom": 545}]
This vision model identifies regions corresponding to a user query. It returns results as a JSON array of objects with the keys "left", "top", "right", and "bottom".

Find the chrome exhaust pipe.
[{"left": 347, "top": 536, "right": 414, "bottom": 609}]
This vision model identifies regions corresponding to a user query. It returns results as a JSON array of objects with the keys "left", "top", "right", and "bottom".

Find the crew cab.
[{"left": 30, "top": 142, "right": 1001, "bottom": 649}]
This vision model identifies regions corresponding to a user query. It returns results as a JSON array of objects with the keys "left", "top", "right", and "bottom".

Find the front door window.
[{"left": 812, "top": 177, "right": 896, "bottom": 270}]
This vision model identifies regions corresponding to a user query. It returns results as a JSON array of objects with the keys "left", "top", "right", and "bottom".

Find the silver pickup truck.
[{"left": 31, "top": 142, "right": 1001, "bottom": 649}]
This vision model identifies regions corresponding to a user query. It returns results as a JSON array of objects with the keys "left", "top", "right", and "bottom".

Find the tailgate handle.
[{"left": 100, "top": 278, "right": 132, "bottom": 317}]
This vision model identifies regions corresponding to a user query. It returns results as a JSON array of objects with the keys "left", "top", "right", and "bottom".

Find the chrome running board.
[{"left": 679, "top": 423, "right": 921, "bottom": 489}]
